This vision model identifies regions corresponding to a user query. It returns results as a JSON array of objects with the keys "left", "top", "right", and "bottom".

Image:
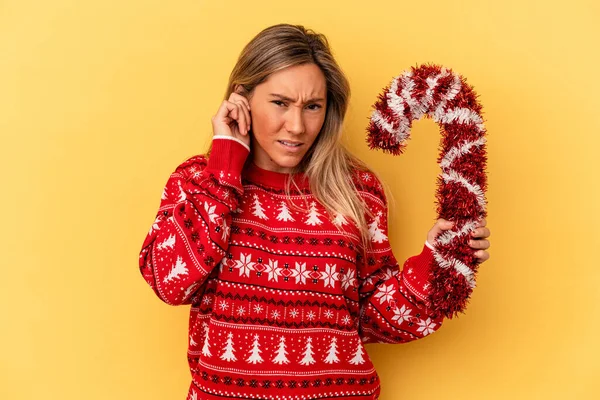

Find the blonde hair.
[{"left": 208, "top": 23, "right": 381, "bottom": 253}]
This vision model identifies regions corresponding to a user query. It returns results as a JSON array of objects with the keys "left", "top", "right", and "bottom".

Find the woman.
[{"left": 139, "top": 23, "right": 491, "bottom": 400}]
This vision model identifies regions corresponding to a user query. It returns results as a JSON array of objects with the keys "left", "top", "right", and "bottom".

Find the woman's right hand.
[{"left": 211, "top": 90, "right": 252, "bottom": 148}]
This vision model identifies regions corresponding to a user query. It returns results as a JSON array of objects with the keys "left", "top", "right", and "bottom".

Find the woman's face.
[{"left": 245, "top": 63, "right": 327, "bottom": 173}]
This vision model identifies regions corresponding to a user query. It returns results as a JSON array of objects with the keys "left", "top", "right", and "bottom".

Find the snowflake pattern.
[
  {"left": 265, "top": 259, "right": 281, "bottom": 282},
  {"left": 204, "top": 201, "right": 218, "bottom": 223},
  {"left": 219, "top": 218, "right": 230, "bottom": 241},
  {"left": 234, "top": 253, "right": 256, "bottom": 277},
  {"left": 291, "top": 262, "right": 310, "bottom": 285},
  {"left": 340, "top": 269, "right": 357, "bottom": 291},
  {"left": 373, "top": 284, "right": 396, "bottom": 305},
  {"left": 321, "top": 263, "right": 339, "bottom": 288},
  {"left": 222, "top": 256, "right": 354, "bottom": 290},
  {"left": 417, "top": 318, "right": 437, "bottom": 336},
  {"left": 391, "top": 304, "right": 412, "bottom": 324}
]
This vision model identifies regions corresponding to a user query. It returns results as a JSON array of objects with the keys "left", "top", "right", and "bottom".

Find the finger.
[
  {"left": 233, "top": 100, "right": 251, "bottom": 133},
  {"left": 215, "top": 100, "right": 234, "bottom": 122},
  {"left": 470, "top": 227, "right": 490, "bottom": 238},
  {"left": 437, "top": 219, "right": 455, "bottom": 230},
  {"left": 475, "top": 250, "right": 490, "bottom": 262},
  {"left": 224, "top": 101, "right": 245, "bottom": 134},
  {"left": 233, "top": 102, "right": 247, "bottom": 134},
  {"left": 469, "top": 239, "right": 490, "bottom": 250},
  {"left": 230, "top": 92, "right": 251, "bottom": 112},
  {"left": 217, "top": 100, "right": 241, "bottom": 125},
  {"left": 478, "top": 218, "right": 487, "bottom": 227}
]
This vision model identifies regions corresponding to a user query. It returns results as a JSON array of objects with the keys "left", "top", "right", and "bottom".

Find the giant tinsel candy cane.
[{"left": 367, "top": 64, "right": 488, "bottom": 319}]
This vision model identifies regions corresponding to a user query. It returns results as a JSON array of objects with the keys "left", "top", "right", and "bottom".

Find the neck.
[{"left": 243, "top": 158, "right": 310, "bottom": 190}]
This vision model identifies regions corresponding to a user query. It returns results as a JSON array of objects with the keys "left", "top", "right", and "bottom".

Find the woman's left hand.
[{"left": 427, "top": 218, "right": 491, "bottom": 263}]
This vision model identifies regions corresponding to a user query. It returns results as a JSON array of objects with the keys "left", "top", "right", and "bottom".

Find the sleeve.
[
  {"left": 356, "top": 173, "right": 445, "bottom": 344},
  {"left": 138, "top": 138, "right": 250, "bottom": 305}
]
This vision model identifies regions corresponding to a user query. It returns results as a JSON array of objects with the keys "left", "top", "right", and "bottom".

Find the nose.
[{"left": 284, "top": 107, "right": 305, "bottom": 135}]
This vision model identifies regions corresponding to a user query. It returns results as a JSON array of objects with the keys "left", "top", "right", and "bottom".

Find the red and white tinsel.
[{"left": 367, "top": 64, "right": 488, "bottom": 319}]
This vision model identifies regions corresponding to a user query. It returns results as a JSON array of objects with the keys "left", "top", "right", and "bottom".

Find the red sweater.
[{"left": 139, "top": 138, "right": 445, "bottom": 400}]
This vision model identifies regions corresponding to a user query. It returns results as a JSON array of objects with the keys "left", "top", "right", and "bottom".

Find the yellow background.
[{"left": 2, "top": 0, "right": 598, "bottom": 399}]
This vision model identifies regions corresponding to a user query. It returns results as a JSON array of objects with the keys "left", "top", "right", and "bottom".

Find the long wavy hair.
[{"left": 207, "top": 23, "right": 382, "bottom": 252}]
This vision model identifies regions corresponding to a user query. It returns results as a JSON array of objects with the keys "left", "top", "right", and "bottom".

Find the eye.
[
  {"left": 272, "top": 100, "right": 286, "bottom": 107},
  {"left": 307, "top": 104, "right": 322, "bottom": 110}
]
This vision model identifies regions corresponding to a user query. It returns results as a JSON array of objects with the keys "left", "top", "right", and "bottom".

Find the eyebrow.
[{"left": 268, "top": 93, "right": 325, "bottom": 103}]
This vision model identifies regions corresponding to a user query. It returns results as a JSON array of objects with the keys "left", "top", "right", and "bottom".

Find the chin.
[{"left": 270, "top": 154, "right": 304, "bottom": 170}]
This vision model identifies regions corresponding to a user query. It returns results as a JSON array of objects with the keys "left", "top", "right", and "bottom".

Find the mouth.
[{"left": 277, "top": 140, "right": 304, "bottom": 150}]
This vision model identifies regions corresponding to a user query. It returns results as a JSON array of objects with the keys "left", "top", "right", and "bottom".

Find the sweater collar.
[{"left": 243, "top": 160, "right": 310, "bottom": 190}]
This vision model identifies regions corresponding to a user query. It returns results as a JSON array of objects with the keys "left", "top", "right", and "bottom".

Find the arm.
[
  {"left": 138, "top": 138, "right": 249, "bottom": 305},
  {"left": 356, "top": 174, "right": 445, "bottom": 344}
]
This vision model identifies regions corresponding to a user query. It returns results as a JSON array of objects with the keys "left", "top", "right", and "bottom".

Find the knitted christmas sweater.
[{"left": 139, "top": 137, "right": 445, "bottom": 400}]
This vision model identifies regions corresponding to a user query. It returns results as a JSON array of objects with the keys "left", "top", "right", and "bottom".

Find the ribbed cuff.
[
  {"left": 206, "top": 137, "right": 250, "bottom": 175},
  {"left": 409, "top": 242, "right": 435, "bottom": 282},
  {"left": 402, "top": 242, "right": 435, "bottom": 303}
]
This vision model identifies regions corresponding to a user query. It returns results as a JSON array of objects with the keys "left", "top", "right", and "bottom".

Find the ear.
[{"left": 234, "top": 84, "right": 247, "bottom": 96}]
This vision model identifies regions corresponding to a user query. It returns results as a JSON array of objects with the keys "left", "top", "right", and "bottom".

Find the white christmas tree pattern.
[
  {"left": 187, "top": 388, "right": 197, "bottom": 400},
  {"left": 220, "top": 332, "right": 237, "bottom": 362},
  {"left": 276, "top": 201, "right": 295, "bottom": 222},
  {"left": 299, "top": 337, "right": 316, "bottom": 366},
  {"left": 161, "top": 186, "right": 168, "bottom": 200},
  {"left": 305, "top": 201, "right": 323, "bottom": 226},
  {"left": 368, "top": 211, "right": 388, "bottom": 243},
  {"left": 272, "top": 336, "right": 290, "bottom": 365},
  {"left": 332, "top": 212, "right": 348, "bottom": 227},
  {"left": 177, "top": 183, "right": 186, "bottom": 203},
  {"left": 246, "top": 334, "right": 264, "bottom": 364},
  {"left": 201, "top": 322, "right": 212, "bottom": 357},
  {"left": 148, "top": 216, "right": 160, "bottom": 235},
  {"left": 348, "top": 338, "right": 366, "bottom": 365},
  {"left": 251, "top": 194, "right": 269, "bottom": 220},
  {"left": 183, "top": 282, "right": 200, "bottom": 300},
  {"left": 324, "top": 337, "right": 340, "bottom": 364},
  {"left": 163, "top": 255, "right": 188, "bottom": 283},
  {"left": 157, "top": 233, "right": 176, "bottom": 251}
]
